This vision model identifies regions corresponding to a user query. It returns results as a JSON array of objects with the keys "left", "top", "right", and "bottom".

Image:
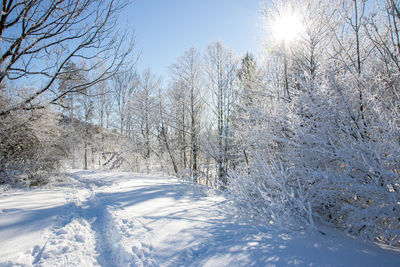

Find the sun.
[{"left": 271, "top": 12, "right": 304, "bottom": 43}]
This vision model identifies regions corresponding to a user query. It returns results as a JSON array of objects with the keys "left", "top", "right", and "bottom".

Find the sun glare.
[{"left": 271, "top": 13, "right": 304, "bottom": 43}]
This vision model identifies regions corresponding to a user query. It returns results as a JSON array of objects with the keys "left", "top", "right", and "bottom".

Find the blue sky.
[{"left": 121, "top": 0, "right": 263, "bottom": 76}]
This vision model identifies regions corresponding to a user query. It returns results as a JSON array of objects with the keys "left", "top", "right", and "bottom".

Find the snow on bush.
[
  {"left": 228, "top": 70, "right": 400, "bottom": 246},
  {"left": 0, "top": 94, "right": 67, "bottom": 186}
]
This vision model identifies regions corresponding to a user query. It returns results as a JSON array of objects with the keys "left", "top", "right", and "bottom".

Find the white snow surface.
[{"left": 0, "top": 170, "right": 399, "bottom": 267}]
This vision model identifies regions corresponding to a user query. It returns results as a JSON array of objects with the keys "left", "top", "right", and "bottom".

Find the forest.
[{"left": 0, "top": 0, "right": 399, "bottom": 248}]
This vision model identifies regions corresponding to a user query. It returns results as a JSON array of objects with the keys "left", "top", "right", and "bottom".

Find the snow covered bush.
[
  {"left": 225, "top": 0, "right": 400, "bottom": 247},
  {"left": 292, "top": 71, "right": 400, "bottom": 245},
  {"left": 228, "top": 154, "right": 315, "bottom": 229},
  {"left": 0, "top": 93, "right": 67, "bottom": 186},
  {"left": 228, "top": 69, "right": 400, "bottom": 245}
]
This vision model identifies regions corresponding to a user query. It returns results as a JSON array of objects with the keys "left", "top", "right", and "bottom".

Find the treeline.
[{"left": 52, "top": 43, "right": 256, "bottom": 188}]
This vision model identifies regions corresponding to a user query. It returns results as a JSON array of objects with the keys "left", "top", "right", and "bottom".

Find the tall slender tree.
[
  {"left": 205, "top": 41, "right": 237, "bottom": 188},
  {"left": 169, "top": 48, "right": 203, "bottom": 180}
]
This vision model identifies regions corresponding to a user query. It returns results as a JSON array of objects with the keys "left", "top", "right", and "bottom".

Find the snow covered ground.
[{"left": 0, "top": 170, "right": 399, "bottom": 267}]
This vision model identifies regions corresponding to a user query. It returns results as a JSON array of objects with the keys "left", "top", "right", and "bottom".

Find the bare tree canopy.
[{"left": 0, "top": 0, "right": 135, "bottom": 115}]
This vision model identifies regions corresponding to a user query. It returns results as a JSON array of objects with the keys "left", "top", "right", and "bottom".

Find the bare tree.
[
  {"left": 57, "top": 61, "right": 87, "bottom": 168},
  {"left": 156, "top": 85, "right": 178, "bottom": 174},
  {"left": 80, "top": 85, "right": 94, "bottom": 170},
  {"left": 204, "top": 41, "right": 237, "bottom": 188},
  {"left": 340, "top": 0, "right": 369, "bottom": 132},
  {"left": 113, "top": 70, "right": 138, "bottom": 136},
  {"left": 0, "top": 0, "right": 135, "bottom": 116},
  {"left": 169, "top": 48, "right": 203, "bottom": 181},
  {"left": 58, "top": 61, "right": 86, "bottom": 121},
  {"left": 292, "top": 0, "right": 336, "bottom": 83},
  {"left": 136, "top": 69, "right": 158, "bottom": 161},
  {"left": 168, "top": 79, "right": 189, "bottom": 170},
  {"left": 365, "top": 0, "right": 400, "bottom": 113}
]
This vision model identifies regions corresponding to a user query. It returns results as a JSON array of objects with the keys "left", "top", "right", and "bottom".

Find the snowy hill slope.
[{"left": 0, "top": 170, "right": 399, "bottom": 266}]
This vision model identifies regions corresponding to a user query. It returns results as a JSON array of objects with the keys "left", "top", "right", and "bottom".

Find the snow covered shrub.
[
  {"left": 0, "top": 96, "right": 67, "bottom": 186},
  {"left": 290, "top": 71, "right": 400, "bottom": 244},
  {"left": 228, "top": 154, "right": 315, "bottom": 229},
  {"left": 229, "top": 70, "right": 400, "bottom": 245},
  {"left": 228, "top": 85, "right": 317, "bottom": 229}
]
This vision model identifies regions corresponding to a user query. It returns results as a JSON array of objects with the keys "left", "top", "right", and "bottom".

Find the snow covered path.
[{"left": 0, "top": 170, "right": 399, "bottom": 266}]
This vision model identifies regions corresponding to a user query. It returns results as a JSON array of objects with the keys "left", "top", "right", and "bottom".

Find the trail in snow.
[{"left": 0, "top": 170, "right": 400, "bottom": 267}]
